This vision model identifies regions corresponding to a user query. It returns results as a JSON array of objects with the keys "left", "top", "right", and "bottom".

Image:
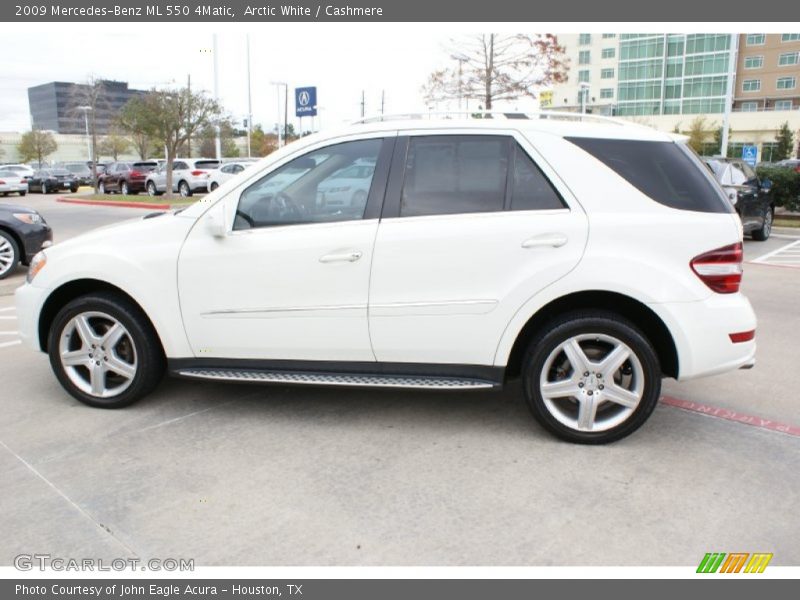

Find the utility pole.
[
  {"left": 381, "top": 90, "right": 385, "bottom": 115},
  {"left": 284, "top": 84, "right": 288, "bottom": 143},
  {"left": 246, "top": 34, "right": 253, "bottom": 158},
  {"left": 451, "top": 53, "right": 467, "bottom": 111},
  {"left": 360, "top": 90, "right": 365, "bottom": 118},
  {"left": 212, "top": 33, "right": 221, "bottom": 159},
  {"left": 186, "top": 74, "right": 191, "bottom": 157},
  {"left": 270, "top": 81, "right": 287, "bottom": 147},
  {"left": 720, "top": 33, "right": 738, "bottom": 158}
]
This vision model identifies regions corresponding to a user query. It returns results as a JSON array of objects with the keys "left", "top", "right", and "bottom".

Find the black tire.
[
  {"left": 521, "top": 310, "right": 661, "bottom": 444},
  {"left": 98, "top": 181, "right": 105, "bottom": 194},
  {"left": 178, "top": 181, "right": 192, "bottom": 197},
  {"left": 47, "top": 292, "right": 165, "bottom": 408},
  {"left": 41, "top": 182, "right": 48, "bottom": 194},
  {"left": 210, "top": 182, "right": 219, "bottom": 191},
  {"left": 70, "top": 186, "right": 78, "bottom": 194},
  {"left": 751, "top": 206, "right": 773, "bottom": 241},
  {"left": 121, "top": 181, "right": 129, "bottom": 195},
  {"left": 0, "top": 230, "right": 20, "bottom": 280},
  {"left": 19, "top": 191, "right": 27, "bottom": 196},
  {"left": 146, "top": 181, "right": 161, "bottom": 196}
]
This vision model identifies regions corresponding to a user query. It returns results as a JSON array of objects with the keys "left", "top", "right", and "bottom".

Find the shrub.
[{"left": 756, "top": 166, "right": 800, "bottom": 212}]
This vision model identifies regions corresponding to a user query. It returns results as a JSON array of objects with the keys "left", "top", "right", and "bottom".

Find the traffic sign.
[
  {"left": 742, "top": 144, "right": 757, "bottom": 167},
  {"left": 295, "top": 86, "right": 317, "bottom": 117}
]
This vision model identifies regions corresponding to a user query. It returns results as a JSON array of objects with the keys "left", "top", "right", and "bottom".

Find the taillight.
[
  {"left": 690, "top": 242, "right": 743, "bottom": 294},
  {"left": 729, "top": 330, "right": 755, "bottom": 343},
  {"left": 0, "top": 180, "right": 5, "bottom": 185},
  {"left": 130, "top": 170, "right": 142, "bottom": 177},
  {"left": 191, "top": 170, "right": 206, "bottom": 176}
]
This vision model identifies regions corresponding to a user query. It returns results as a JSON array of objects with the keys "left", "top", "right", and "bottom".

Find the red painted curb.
[
  {"left": 661, "top": 395, "right": 800, "bottom": 437},
  {"left": 56, "top": 197, "right": 172, "bottom": 210}
]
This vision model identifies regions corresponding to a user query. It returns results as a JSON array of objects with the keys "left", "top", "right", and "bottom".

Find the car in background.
[
  {"left": 0, "top": 203, "right": 52, "bottom": 279},
  {"left": 60, "top": 162, "right": 93, "bottom": 186},
  {"left": 27, "top": 169, "right": 79, "bottom": 194},
  {"left": 775, "top": 158, "right": 800, "bottom": 173},
  {"left": 206, "top": 160, "right": 258, "bottom": 192},
  {"left": 0, "top": 169, "right": 29, "bottom": 196},
  {"left": 316, "top": 162, "right": 375, "bottom": 209},
  {"left": 98, "top": 161, "right": 158, "bottom": 195},
  {"left": 1, "top": 164, "right": 35, "bottom": 182},
  {"left": 145, "top": 158, "right": 220, "bottom": 197},
  {"left": 704, "top": 157, "right": 774, "bottom": 241}
]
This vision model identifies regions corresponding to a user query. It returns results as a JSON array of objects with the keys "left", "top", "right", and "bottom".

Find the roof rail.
[{"left": 352, "top": 110, "right": 648, "bottom": 128}]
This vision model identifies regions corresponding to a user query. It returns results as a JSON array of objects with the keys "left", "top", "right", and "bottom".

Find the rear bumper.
[{"left": 650, "top": 293, "right": 757, "bottom": 381}]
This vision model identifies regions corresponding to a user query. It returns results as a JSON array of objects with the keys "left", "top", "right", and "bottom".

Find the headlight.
[
  {"left": 13, "top": 212, "right": 43, "bottom": 225},
  {"left": 26, "top": 252, "right": 47, "bottom": 283}
]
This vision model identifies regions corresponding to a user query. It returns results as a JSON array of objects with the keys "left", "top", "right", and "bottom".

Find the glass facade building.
[{"left": 616, "top": 34, "right": 733, "bottom": 116}]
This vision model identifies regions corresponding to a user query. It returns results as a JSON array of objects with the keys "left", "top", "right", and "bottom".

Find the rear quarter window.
[{"left": 566, "top": 137, "right": 732, "bottom": 214}]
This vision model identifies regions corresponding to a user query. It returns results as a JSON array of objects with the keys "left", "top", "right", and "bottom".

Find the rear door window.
[
  {"left": 567, "top": 137, "right": 732, "bottom": 213},
  {"left": 511, "top": 145, "right": 566, "bottom": 211}
]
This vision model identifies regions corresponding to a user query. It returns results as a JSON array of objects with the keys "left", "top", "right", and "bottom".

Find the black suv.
[{"left": 704, "top": 157, "right": 774, "bottom": 241}]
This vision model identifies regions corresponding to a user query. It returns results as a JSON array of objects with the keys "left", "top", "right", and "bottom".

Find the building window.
[
  {"left": 746, "top": 34, "right": 766, "bottom": 46},
  {"left": 685, "top": 34, "right": 730, "bottom": 54},
  {"left": 601, "top": 47, "right": 616, "bottom": 59},
  {"left": 779, "top": 52, "right": 800, "bottom": 66},
  {"left": 579, "top": 33, "right": 591, "bottom": 45},
  {"left": 601, "top": 68, "right": 615, "bottom": 79},
  {"left": 774, "top": 100, "right": 794, "bottom": 110},
  {"left": 740, "top": 102, "right": 759, "bottom": 112},
  {"left": 777, "top": 76, "right": 797, "bottom": 90},
  {"left": 781, "top": 33, "right": 800, "bottom": 42},
  {"left": 744, "top": 55, "right": 763, "bottom": 69},
  {"left": 578, "top": 70, "right": 590, "bottom": 83},
  {"left": 578, "top": 50, "right": 591, "bottom": 65},
  {"left": 742, "top": 79, "right": 761, "bottom": 92},
  {"left": 600, "top": 88, "right": 614, "bottom": 99},
  {"left": 602, "top": 34, "right": 616, "bottom": 39}
]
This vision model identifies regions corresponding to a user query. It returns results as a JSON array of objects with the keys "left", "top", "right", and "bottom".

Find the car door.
[
  {"left": 368, "top": 132, "right": 589, "bottom": 366},
  {"left": 729, "top": 161, "right": 759, "bottom": 229},
  {"left": 177, "top": 134, "right": 395, "bottom": 361},
  {"left": 171, "top": 161, "right": 189, "bottom": 192}
]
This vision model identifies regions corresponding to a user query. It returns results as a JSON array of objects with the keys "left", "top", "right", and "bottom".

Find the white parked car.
[
  {"left": 0, "top": 169, "right": 29, "bottom": 196},
  {"left": 206, "top": 160, "right": 258, "bottom": 192},
  {"left": 2, "top": 164, "right": 35, "bottom": 181},
  {"left": 145, "top": 158, "right": 220, "bottom": 197},
  {"left": 15, "top": 113, "right": 756, "bottom": 444}
]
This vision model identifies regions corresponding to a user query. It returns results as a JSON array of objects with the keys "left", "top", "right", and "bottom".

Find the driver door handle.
[
  {"left": 319, "top": 250, "right": 363, "bottom": 263},
  {"left": 521, "top": 233, "right": 569, "bottom": 249}
]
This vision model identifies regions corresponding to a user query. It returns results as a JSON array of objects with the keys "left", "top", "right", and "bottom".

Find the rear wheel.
[
  {"left": 522, "top": 311, "right": 661, "bottom": 444},
  {"left": 146, "top": 181, "right": 160, "bottom": 196},
  {"left": 178, "top": 181, "right": 192, "bottom": 197},
  {"left": 41, "top": 182, "right": 48, "bottom": 194},
  {"left": 98, "top": 181, "right": 105, "bottom": 194},
  {"left": 751, "top": 206, "right": 773, "bottom": 241},
  {"left": 48, "top": 293, "right": 165, "bottom": 408},
  {"left": 210, "top": 182, "right": 219, "bottom": 191},
  {"left": 121, "top": 181, "right": 129, "bottom": 195},
  {"left": 0, "top": 231, "right": 19, "bottom": 280}
]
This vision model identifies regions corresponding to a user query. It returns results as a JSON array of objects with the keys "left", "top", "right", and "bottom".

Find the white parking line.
[
  {"left": 0, "top": 340, "right": 21, "bottom": 349},
  {"left": 0, "top": 306, "right": 16, "bottom": 312},
  {"left": 0, "top": 331, "right": 20, "bottom": 336},
  {"left": 751, "top": 239, "right": 800, "bottom": 267},
  {"left": 0, "top": 316, "right": 17, "bottom": 320}
]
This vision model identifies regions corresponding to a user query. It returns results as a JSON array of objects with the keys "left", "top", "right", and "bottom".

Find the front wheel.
[
  {"left": 41, "top": 182, "right": 48, "bottom": 194},
  {"left": 98, "top": 181, "right": 105, "bottom": 194},
  {"left": 522, "top": 311, "right": 661, "bottom": 444},
  {"left": 178, "top": 181, "right": 192, "bottom": 197},
  {"left": 751, "top": 206, "right": 773, "bottom": 241},
  {"left": 146, "top": 181, "right": 160, "bottom": 196},
  {"left": 0, "top": 231, "right": 19, "bottom": 280},
  {"left": 48, "top": 293, "right": 165, "bottom": 408}
]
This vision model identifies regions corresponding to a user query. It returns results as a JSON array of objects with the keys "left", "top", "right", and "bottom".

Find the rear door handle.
[
  {"left": 522, "top": 233, "right": 569, "bottom": 249},
  {"left": 319, "top": 250, "right": 363, "bottom": 263}
]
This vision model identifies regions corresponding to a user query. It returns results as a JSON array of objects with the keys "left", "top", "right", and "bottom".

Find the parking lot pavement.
[{"left": 1, "top": 202, "right": 798, "bottom": 566}]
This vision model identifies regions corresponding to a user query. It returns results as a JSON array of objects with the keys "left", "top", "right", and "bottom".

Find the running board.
[{"left": 175, "top": 368, "right": 498, "bottom": 390}]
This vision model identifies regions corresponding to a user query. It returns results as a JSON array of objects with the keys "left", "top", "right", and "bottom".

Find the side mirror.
[
  {"left": 206, "top": 203, "right": 228, "bottom": 238},
  {"left": 761, "top": 178, "right": 772, "bottom": 193}
]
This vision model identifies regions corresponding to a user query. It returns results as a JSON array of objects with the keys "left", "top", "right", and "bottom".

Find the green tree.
[
  {"left": 423, "top": 34, "right": 567, "bottom": 110},
  {"left": 117, "top": 96, "right": 158, "bottom": 160},
  {"left": 131, "top": 87, "right": 223, "bottom": 198},
  {"left": 250, "top": 125, "right": 278, "bottom": 157},
  {"left": 774, "top": 121, "right": 795, "bottom": 161},
  {"left": 199, "top": 119, "right": 240, "bottom": 158},
  {"left": 98, "top": 133, "right": 131, "bottom": 160},
  {"left": 17, "top": 129, "right": 57, "bottom": 166},
  {"left": 684, "top": 116, "right": 710, "bottom": 154}
]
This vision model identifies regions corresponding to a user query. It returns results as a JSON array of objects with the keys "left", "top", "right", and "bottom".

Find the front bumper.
[
  {"left": 651, "top": 292, "right": 757, "bottom": 381},
  {"left": 15, "top": 222, "right": 53, "bottom": 264},
  {"left": 15, "top": 282, "right": 50, "bottom": 352}
]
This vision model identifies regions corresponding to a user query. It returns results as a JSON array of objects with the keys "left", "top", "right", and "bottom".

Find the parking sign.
[
  {"left": 742, "top": 145, "right": 758, "bottom": 167},
  {"left": 295, "top": 87, "right": 317, "bottom": 117}
]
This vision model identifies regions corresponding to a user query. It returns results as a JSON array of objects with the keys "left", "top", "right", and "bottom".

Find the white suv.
[
  {"left": 145, "top": 158, "right": 220, "bottom": 197},
  {"left": 15, "top": 114, "right": 756, "bottom": 444}
]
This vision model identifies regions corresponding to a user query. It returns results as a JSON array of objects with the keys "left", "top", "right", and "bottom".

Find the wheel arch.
[
  {"left": 0, "top": 225, "right": 24, "bottom": 263},
  {"left": 37, "top": 278, "right": 165, "bottom": 357},
  {"left": 504, "top": 290, "right": 679, "bottom": 380}
]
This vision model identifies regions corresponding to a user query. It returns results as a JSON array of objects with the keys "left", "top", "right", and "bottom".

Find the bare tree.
[
  {"left": 134, "top": 87, "right": 222, "bottom": 198},
  {"left": 98, "top": 133, "right": 131, "bottom": 161},
  {"left": 423, "top": 34, "right": 568, "bottom": 111},
  {"left": 69, "top": 76, "right": 111, "bottom": 190}
]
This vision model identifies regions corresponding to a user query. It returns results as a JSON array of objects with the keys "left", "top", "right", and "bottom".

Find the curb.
[{"left": 56, "top": 196, "right": 171, "bottom": 210}]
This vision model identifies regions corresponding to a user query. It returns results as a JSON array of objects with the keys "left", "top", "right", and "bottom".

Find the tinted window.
[
  {"left": 234, "top": 138, "right": 383, "bottom": 230},
  {"left": 400, "top": 136, "right": 509, "bottom": 217},
  {"left": 194, "top": 160, "right": 220, "bottom": 170},
  {"left": 52, "top": 169, "right": 70, "bottom": 176},
  {"left": 0, "top": 170, "right": 15, "bottom": 177},
  {"left": 511, "top": 146, "right": 566, "bottom": 210},
  {"left": 567, "top": 138, "right": 732, "bottom": 213},
  {"left": 173, "top": 162, "right": 189, "bottom": 170}
]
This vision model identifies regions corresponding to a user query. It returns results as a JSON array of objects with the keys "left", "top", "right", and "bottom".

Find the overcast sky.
[{"left": 0, "top": 26, "right": 541, "bottom": 134}]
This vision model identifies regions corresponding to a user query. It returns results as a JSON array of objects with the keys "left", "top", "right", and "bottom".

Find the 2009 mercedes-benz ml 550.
[{"left": 15, "top": 113, "right": 756, "bottom": 444}]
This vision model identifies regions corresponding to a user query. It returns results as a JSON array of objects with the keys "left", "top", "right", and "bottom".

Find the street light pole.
[
  {"left": 78, "top": 106, "right": 91, "bottom": 160},
  {"left": 246, "top": 34, "right": 253, "bottom": 158},
  {"left": 212, "top": 33, "right": 221, "bottom": 160},
  {"left": 579, "top": 82, "right": 590, "bottom": 114},
  {"left": 720, "top": 33, "right": 738, "bottom": 158},
  {"left": 270, "top": 81, "right": 288, "bottom": 147},
  {"left": 450, "top": 53, "right": 468, "bottom": 112}
]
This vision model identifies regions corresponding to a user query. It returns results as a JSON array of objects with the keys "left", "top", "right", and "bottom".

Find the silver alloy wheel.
[
  {"left": 0, "top": 236, "right": 15, "bottom": 276},
  {"left": 58, "top": 311, "right": 138, "bottom": 398},
  {"left": 98, "top": 182, "right": 105, "bottom": 194},
  {"left": 147, "top": 182, "right": 156, "bottom": 196},
  {"left": 179, "top": 181, "right": 189, "bottom": 197},
  {"left": 539, "top": 333, "right": 644, "bottom": 433},
  {"left": 121, "top": 181, "right": 129, "bottom": 195},
  {"left": 763, "top": 209, "right": 772, "bottom": 236}
]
